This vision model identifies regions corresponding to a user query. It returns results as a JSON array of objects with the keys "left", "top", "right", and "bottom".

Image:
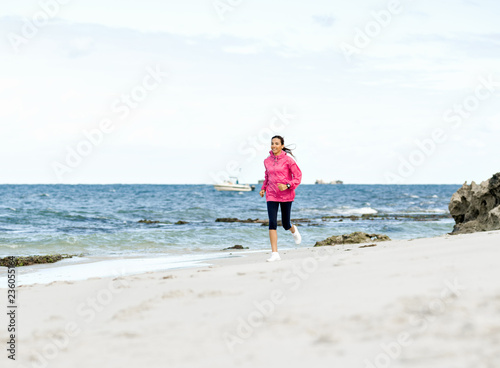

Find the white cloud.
[{"left": 1, "top": 0, "right": 500, "bottom": 183}]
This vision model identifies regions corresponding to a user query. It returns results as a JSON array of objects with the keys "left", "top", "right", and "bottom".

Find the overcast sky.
[{"left": 1, "top": 0, "right": 499, "bottom": 184}]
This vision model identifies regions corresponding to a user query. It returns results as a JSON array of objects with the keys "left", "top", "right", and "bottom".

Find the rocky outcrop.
[
  {"left": 449, "top": 172, "right": 500, "bottom": 234},
  {"left": 313, "top": 231, "right": 390, "bottom": 247},
  {"left": 215, "top": 218, "right": 311, "bottom": 225},
  {"left": 321, "top": 213, "right": 451, "bottom": 221},
  {"left": 222, "top": 245, "right": 249, "bottom": 250},
  {"left": 216, "top": 218, "right": 267, "bottom": 223},
  {"left": 0, "top": 254, "right": 80, "bottom": 267},
  {"left": 138, "top": 219, "right": 160, "bottom": 224}
]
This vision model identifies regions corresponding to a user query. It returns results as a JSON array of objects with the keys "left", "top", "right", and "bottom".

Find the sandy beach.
[{"left": 2, "top": 230, "right": 500, "bottom": 368}]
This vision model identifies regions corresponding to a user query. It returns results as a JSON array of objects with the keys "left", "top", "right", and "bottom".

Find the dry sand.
[{"left": 1, "top": 230, "right": 500, "bottom": 368}]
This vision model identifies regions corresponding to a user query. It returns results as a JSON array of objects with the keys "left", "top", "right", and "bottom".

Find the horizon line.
[{"left": 0, "top": 183, "right": 464, "bottom": 185}]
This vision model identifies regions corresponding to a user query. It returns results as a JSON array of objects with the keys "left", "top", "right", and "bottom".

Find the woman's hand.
[
  {"left": 277, "top": 183, "right": 288, "bottom": 191},
  {"left": 259, "top": 190, "right": 265, "bottom": 197}
]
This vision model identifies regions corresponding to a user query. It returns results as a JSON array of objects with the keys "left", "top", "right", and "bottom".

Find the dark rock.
[
  {"left": 0, "top": 254, "right": 80, "bottom": 267},
  {"left": 291, "top": 218, "right": 312, "bottom": 223},
  {"left": 449, "top": 172, "right": 500, "bottom": 234},
  {"left": 239, "top": 218, "right": 267, "bottom": 223},
  {"left": 359, "top": 243, "right": 377, "bottom": 248},
  {"left": 222, "top": 245, "right": 249, "bottom": 250},
  {"left": 175, "top": 221, "right": 189, "bottom": 225},
  {"left": 314, "top": 232, "right": 391, "bottom": 247},
  {"left": 216, "top": 217, "right": 266, "bottom": 223},
  {"left": 216, "top": 218, "right": 240, "bottom": 222},
  {"left": 217, "top": 217, "right": 263, "bottom": 223},
  {"left": 138, "top": 219, "right": 160, "bottom": 224},
  {"left": 216, "top": 217, "right": 310, "bottom": 225},
  {"left": 321, "top": 214, "right": 451, "bottom": 221}
]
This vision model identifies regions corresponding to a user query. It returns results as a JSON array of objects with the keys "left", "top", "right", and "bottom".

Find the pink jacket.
[{"left": 261, "top": 150, "right": 302, "bottom": 202}]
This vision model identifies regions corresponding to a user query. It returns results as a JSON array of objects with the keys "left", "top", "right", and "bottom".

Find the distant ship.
[
  {"left": 258, "top": 179, "right": 265, "bottom": 184},
  {"left": 315, "top": 179, "right": 343, "bottom": 185}
]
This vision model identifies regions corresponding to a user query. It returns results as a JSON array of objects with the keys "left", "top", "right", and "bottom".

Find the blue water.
[{"left": 0, "top": 184, "right": 460, "bottom": 258}]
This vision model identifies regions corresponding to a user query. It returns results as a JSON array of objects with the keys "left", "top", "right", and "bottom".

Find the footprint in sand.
[
  {"left": 197, "top": 290, "right": 224, "bottom": 298},
  {"left": 161, "top": 290, "right": 187, "bottom": 299}
]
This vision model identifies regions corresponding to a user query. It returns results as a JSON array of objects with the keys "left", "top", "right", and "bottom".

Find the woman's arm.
[
  {"left": 287, "top": 160, "right": 302, "bottom": 190},
  {"left": 261, "top": 163, "right": 269, "bottom": 192}
]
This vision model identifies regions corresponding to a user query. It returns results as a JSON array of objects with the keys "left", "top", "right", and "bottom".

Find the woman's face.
[{"left": 271, "top": 138, "right": 284, "bottom": 155}]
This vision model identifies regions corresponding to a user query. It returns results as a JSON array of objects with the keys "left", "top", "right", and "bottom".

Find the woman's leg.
[
  {"left": 269, "top": 230, "right": 278, "bottom": 252},
  {"left": 280, "top": 201, "right": 293, "bottom": 231},
  {"left": 282, "top": 201, "right": 301, "bottom": 244},
  {"left": 267, "top": 201, "right": 279, "bottom": 252}
]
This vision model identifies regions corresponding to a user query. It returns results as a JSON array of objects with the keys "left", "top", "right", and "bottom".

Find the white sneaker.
[
  {"left": 291, "top": 225, "right": 301, "bottom": 245},
  {"left": 266, "top": 252, "right": 281, "bottom": 262}
]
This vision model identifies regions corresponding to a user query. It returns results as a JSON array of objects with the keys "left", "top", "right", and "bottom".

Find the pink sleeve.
[
  {"left": 288, "top": 159, "right": 302, "bottom": 190},
  {"left": 261, "top": 162, "right": 268, "bottom": 191}
]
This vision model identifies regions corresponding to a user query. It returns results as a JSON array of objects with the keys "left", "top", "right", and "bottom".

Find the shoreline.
[
  {"left": 2, "top": 230, "right": 499, "bottom": 367},
  {"left": 0, "top": 228, "right": 476, "bottom": 286},
  {"left": 0, "top": 228, "right": 451, "bottom": 287},
  {"left": 0, "top": 250, "right": 271, "bottom": 286}
]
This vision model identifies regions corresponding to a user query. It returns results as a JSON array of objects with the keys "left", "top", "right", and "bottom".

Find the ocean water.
[{"left": 0, "top": 184, "right": 460, "bottom": 259}]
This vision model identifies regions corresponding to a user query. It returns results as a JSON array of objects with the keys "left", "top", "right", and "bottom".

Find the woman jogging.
[{"left": 259, "top": 135, "right": 302, "bottom": 262}]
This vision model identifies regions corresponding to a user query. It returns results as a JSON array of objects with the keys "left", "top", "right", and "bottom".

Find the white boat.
[
  {"left": 315, "top": 179, "right": 344, "bottom": 185},
  {"left": 214, "top": 178, "right": 255, "bottom": 192}
]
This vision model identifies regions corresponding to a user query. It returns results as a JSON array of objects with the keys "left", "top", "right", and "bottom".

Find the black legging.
[{"left": 267, "top": 201, "right": 293, "bottom": 230}]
